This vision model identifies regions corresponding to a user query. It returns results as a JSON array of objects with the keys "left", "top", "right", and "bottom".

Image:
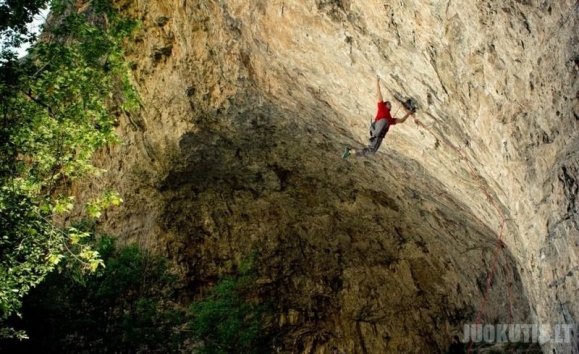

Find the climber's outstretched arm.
[
  {"left": 376, "top": 76, "right": 383, "bottom": 103},
  {"left": 395, "top": 112, "right": 411, "bottom": 124}
]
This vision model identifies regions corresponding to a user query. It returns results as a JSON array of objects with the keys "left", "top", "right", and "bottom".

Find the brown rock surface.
[{"left": 89, "top": 0, "right": 578, "bottom": 352}]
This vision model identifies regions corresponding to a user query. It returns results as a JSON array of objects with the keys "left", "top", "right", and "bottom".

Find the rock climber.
[{"left": 342, "top": 76, "right": 413, "bottom": 158}]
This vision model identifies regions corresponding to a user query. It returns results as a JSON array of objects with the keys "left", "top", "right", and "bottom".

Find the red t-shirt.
[{"left": 375, "top": 101, "right": 397, "bottom": 126}]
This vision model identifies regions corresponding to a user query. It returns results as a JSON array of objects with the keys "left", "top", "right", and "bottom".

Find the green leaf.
[{"left": 0, "top": 0, "right": 139, "bottom": 337}]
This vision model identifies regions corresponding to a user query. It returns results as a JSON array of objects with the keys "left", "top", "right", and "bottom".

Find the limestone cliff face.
[{"left": 92, "top": 0, "right": 578, "bottom": 352}]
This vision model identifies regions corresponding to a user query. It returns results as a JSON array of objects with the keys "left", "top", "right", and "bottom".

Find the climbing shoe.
[{"left": 342, "top": 147, "right": 351, "bottom": 159}]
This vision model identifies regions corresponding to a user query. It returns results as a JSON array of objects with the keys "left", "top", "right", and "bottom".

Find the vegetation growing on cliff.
[
  {"left": 0, "top": 227, "right": 272, "bottom": 353},
  {"left": 0, "top": 232, "right": 186, "bottom": 353},
  {"left": 188, "top": 261, "right": 273, "bottom": 354},
  {"left": 0, "top": 0, "right": 137, "bottom": 337}
]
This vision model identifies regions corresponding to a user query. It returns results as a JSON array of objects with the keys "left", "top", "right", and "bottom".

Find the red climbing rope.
[{"left": 410, "top": 113, "right": 509, "bottom": 354}]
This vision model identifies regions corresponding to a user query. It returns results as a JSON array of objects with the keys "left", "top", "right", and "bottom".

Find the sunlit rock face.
[{"left": 93, "top": 0, "right": 578, "bottom": 352}]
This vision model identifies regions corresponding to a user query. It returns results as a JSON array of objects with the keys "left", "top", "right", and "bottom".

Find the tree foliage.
[
  {"left": 188, "top": 268, "right": 273, "bottom": 354},
  {"left": 0, "top": 233, "right": 187, "bottom": 353},
  {"left": 0, "top": 0, "right": 50, "bottom": 56},
  {"left": 0, "top": 232, "right": 273, "bottom": 353},
  {"left": 0, "top": 0, "right": 138, "bottom": 337}
]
